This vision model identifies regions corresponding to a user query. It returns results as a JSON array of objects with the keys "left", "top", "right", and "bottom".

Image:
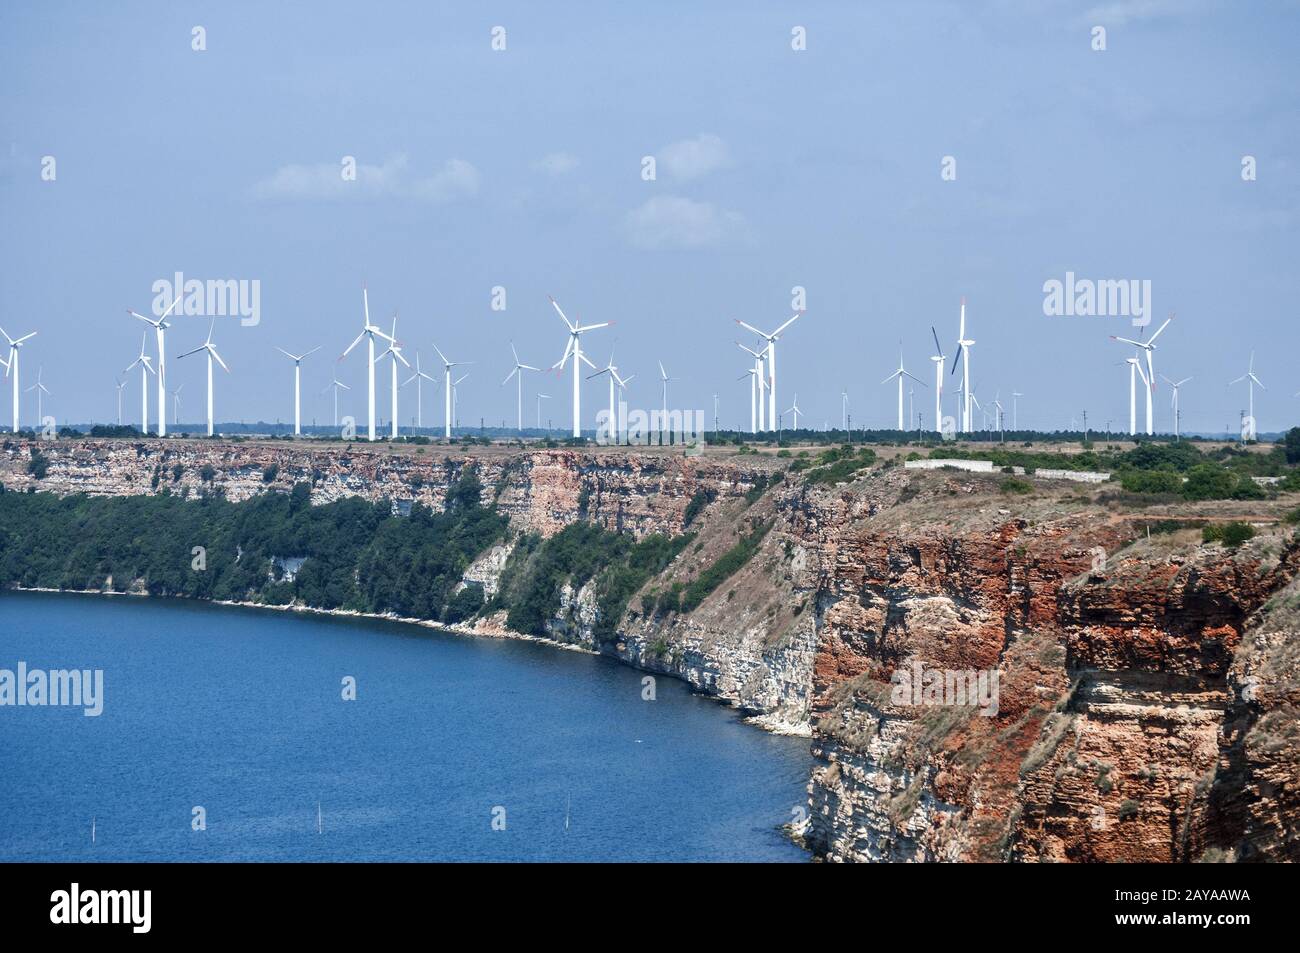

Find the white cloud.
[
  {"left": 623, "top": 195, "right": 745, "bottom": 250},
  {"left": 1083, "top": 0, "right": 1208, "bottom": 25},
  {"left": 534, "top": 152, "right": 580, "bottom": 176},
  {"left": 252, "top": 154, "right": 479, "bottom": 202},
  {"left": 657, "top": 133, "right": 731, "bottom": 180}
]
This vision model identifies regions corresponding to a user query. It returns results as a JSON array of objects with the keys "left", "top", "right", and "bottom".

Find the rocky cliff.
[{"left": 4, "top": 437, "right": 1297, "bottom": 861}]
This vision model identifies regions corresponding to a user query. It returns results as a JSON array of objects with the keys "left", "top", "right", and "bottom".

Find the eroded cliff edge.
[{"left": 3, "top": 438, "right": 1297, "bottom": 861}]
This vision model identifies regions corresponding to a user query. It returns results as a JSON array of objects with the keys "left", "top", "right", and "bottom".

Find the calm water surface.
[{"left": 0, "top": 591, "right": 810, "bottom": 861}]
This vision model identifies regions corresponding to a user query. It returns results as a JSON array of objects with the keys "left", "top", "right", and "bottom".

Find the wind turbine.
[
  {"left": 451, "top": 372, "right": 470, "bottom": 429},
  {"left": 657, "top": 360, "right": 675, "bottom": 424},
  {"left": 736, "top": 341, "right": 769, "bottom": 431},
  {"left": 1, "top": 326, "right": 37, "bottom": 434},
  {"left": 784, "top": 394, "right": 803, "bottom": 431},
  {"left": 432, "top": 344, "right": 472, "bottom": 439},
  {"left": 841, "top": 389, "right": 849, "bottom": 431},
  {"left": 322, "top": 375, "right": 351, "bottom": 429},
  {"left": 549, "top": 296, "right": 610, "bottom": 438},
  {"left": 128, "top": 293, "right": 182, "bottom": 436},
  {"left": 535, "top": 392, "right": 551, "bottom": 430},
  {"left": 502, "top": 342, "right": 540, "bottom": 433},
  {"left": 402, "top": 353, "right": 436, "bottom": 430},
  {"left": 1229, "top": 352, "right": 1264, "bottom": 438},
  {"left": 735, "top": 312, "right": 803, "bottom": 431},
  {"left": 375, "top": 318, "right": 410, "bottom": 438},
  {"left": 1122, "top": 355, "right": 1150, "bottom": 436},
  {"left": 739, "top": 368, "right": 759, "bottom": 434},
  {"left": 1011, "top": 391, "right": 1023, "bottom": 431},
  {"left": 881, "top": 343, "right": 926, "bottom": 430},
  {"left": 340, "top": 285, "right": 395, "bottom": 442},
  {"left": 275, "top": 345, "right": 321, "bottom": 437},
  {"left": 1161, "top": 375, "right": 1191, "bottom": 439},
  {"left": 929, "top": 326, "right": 946, "bottom": 435},
  {"left": 124, "top": 331, "right": 155, "bottom": 433},
  {"left": 1111, "top": 314, "right": 1172, "bottom": 436},
  {"left": 992, "top": 391, "right": 1005, "bottom": 439},
  {"left": 176, "top": 318, "right": 230, "bottom": 437},
  {"left": 114, "top": 377, "right": 127, "bottom": 426},
  {"left": 171, "top": 383, "right": 184, "bottom": 427},
  {"left": 24, "top": 367, "right": 51, "bottom": 428},
  {"left": 949, "top": 298, "right": 974, "bottom": 433},
  {"left": 587, "top": 345, "right": 632, "bottom": 444}
]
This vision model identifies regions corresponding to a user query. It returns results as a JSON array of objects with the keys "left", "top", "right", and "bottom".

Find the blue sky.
[{"left": 2, "top": 0, "right": 1297, "bottom": 434}]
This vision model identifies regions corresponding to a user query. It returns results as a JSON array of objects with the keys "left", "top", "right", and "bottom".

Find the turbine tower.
[
  {"left": 115, "top": 377, "right": 127, "bottom": 426},
  {"left": 432, "top": 344, "right": 472, "bottom": 439},
  {"left": 949, "top": 298, "right": 974, "bottom": 433},
  {"left": 451, "top": 373, "right": 469, "bottom": 429},
  {"left": 1229, "top": 352, "right": 1264, "bottom": 438},
  {"left": 1111, "top": 314, "right": 1173, "bottom": 436},
  {"left": 735, "top": 312, "right": 804, "bottom": 431},
  {"left": 881, "top": 343, "right": 926, "bottom": 430},
  {"left": 535, "top": 393, "right": 551, "bottom": 430},
  {"left": 375, "top": 318, "right": 410, "bottom": 438},
  {"left": 657, "top": 360, "right": 674, "bottom": 424},
  {"left": 124, "top": 331, "right": 155, "bottom": 434},
  {"left": 841, "top": 389, "right": 849, "bottom": 431},
  {"left": 275, "top": 345, "right": 321, "bottom": 437},
  {"left": 402, "top": 353, "right": 436, "bottom": 430},
  {"left": 176, "top": 318, "right": 230, "bottom": 437},
  {"left": 587, "top": 345, "right": 632, "bottom": 444},
  {"left": 171, "top": 383, "right": 184, "bottom": 427},
  {"left": 739, "top": 368, "right": 759, "bottom": 433},
  {"left": 1, "top": 326, "right": 37, "bottom": 434},
  {"left": 340, "top": 285, "right": 395, "bottom": 442},
  {"left": 1161, "top": 375, "right": 1191, "bottom": 439},
  {"left": 502, "top": 342, "right": 540, "bottom": 433},
  {"left": 128, "top": 293, "right": 182, "bottom": 436},
  {"left": 549, "top": 296, "right": 610, "bottom": 438},
  {"left": 736, "top": 341, "right": 769, "bottom": 431},
  {"left": 1011, "top": 391, "right": 1023, "bottom": 431},
  {"left": 1123, "top": 355, "right": 1151, "bottom": 436},
  {"left": 929, "top": 326, "right": 946, "bottom": 435}
]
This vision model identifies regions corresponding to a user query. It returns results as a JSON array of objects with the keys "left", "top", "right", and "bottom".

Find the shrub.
[
  {"left": 1000, "top": 477, "right": 1033, "bottom": 495},
  {"left": 1203, "top": 521, "right": 1255, "bottom": 547}
]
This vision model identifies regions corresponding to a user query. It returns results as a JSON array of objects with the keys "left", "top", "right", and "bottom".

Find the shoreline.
[{"left": 5, "top": 584, "right": 810, "bottom": 737}]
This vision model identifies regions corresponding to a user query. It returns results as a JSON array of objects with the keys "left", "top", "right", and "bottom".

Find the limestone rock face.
[{"left": 7, "top": 438, "right": 1298, "bottom": 861}]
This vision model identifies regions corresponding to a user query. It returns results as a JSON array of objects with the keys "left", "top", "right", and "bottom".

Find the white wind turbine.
[
  {"left": 784, "top": 394, "right": 802, "bottom": 431},
  {"left": 549, "top": 296, "right": 611, "bottom": 438},
  {"left": 432, "top": 343, "right": 472, "bottom": 439},
  {"left": 949, "top": 298, "right": 974, "bottom": 433},
  {"left": 1011, "top": 391, "right": 1023, "bottom": 431},
  {"left": 735, "top": 312, "right": 803, "bottom": 431},
  {"left": 736, "top": 341, "right": 769, "bottom": 432},
  {"left": 929, "top": 326, "right": 946, "bottom": 435},
  {"left": 375, "top": 318, "right": 410, "bottom": 439},
  {"left": 176, "top": 318, "right": 230, "bottom": 437},
  {"left": 1, "top": 326, "right": 37, "bottom": 434},
  {"left": 402, "top": 353, "right": 436, "bottom": 430},
  {"left": 502, "top": 342, "right": 540, "bottom": 433},
  {"left": 535, "top": 392, "right": 551, "bottom": 430},
  {"left": 1122, "top": 355, "right": 1151, "bottom": 436},
  {"left": 587, "top": 345, "right": 633, "bottom": 444},
  {"left": 124, "top": 331, "right": 155, "bottom": 433},
  {"left": 1161, "top": 375, "right": 1191, "bottom": 439},
  {"left": 128, "top": 293, "right": 182, "bottom": 437},
  {"left": 841, "top": 389, "right": 849, "bottom": 431},
  {"left": 1111, "top": 314, "right": 1173, "bottom": 436},
  {"left": 25, "top": 366, "right": 51, "bottom": 428},
  {"left": 451, "top": 372, "right": 470, "bottom": 429},
  {"left": 171, "top": 383, "right": 184, "bottom": 427},
  {"left": 340, "top": 285, "right": 396, "bottom": 442},
  {"left": 322, "top": 375, "right": 351, "bottom": 429},
  {"left": 881, "top": 343, "right": 926, "bottom": 430},
  {"left": 114, "top": 377, "right": 127, "bottom": 426},
  {"left": 992, "top": 391, "right": 1005, "bottom": 438},
  {"left": 1229, "top": 352, "right": 1264, "bottom": 437},
  {"left": 275, "top": 345, "right": 321, "bottom": 437},
  {"left": 739, "top": 368, "right": 760, "bottom": 434},
  {"left": 657, "top": 360, "right": 675, "bottom": 423}
]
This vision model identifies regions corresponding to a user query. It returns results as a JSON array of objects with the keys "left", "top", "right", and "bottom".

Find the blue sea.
[{"left": 0, "top": 591, "right": 810, "bottom": 862}]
